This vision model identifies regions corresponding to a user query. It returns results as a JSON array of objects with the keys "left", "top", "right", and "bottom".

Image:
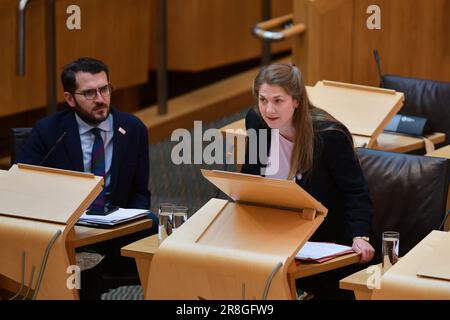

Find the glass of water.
[
  {"left": 382, "top": 231, "right": 400, "bottom": 273},
  {"left": 158, "top": 203, "right": 173, "bottom": 243},
  {"left": 172, "top": 206, "right": 188, "bottom": 232}
]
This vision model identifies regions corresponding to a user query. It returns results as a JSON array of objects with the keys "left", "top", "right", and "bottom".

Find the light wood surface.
[
  {"left": 426, "top": 145, "right": 450, "bottom": 159},
  {"left": 0, "top": 216, "right": 75, "bottom": 299},
  {"left": 202, "top": 169, "right": 328, "bottom": 218},
  {"left": 0, "top": 164, "right": 103, "bottom": 299},
  {"left": 122, "top": 235, "right": 360, "bottom": 300},
  {"left": 0, "top": 164, "right": 102, "bottom": 226},
  {"left": 121, "top": 234, "right": 159, "bottom": 296},
  {"left": 370, "top": 132, "right": 445, "bottom": 153},
  {"left": 219, "top": 117, "right": 445, "bottom": 156},
  {"left": 0, "top": 164, "right": 101, "bottom": 225},
  {"left": 341, "top": 231, "right": 450, "bottom": 300},
  {"left": 68, "top": 219, "right": 152, "bottom": 249},
  {"left": 289, "top": 253, "right": 360, "bottom": 280},
  {"left": 416, "top": 232, "right": 450, "bottom": 281},
  {"left": 307, "top": 80, "right": 404, "bottom": 147},
  {"left": 218, "top": 80, "right": 405, "bottom": 150},
  {"left": 146, "top": 177, "right": 327, "bottom": 300},
  {"left": 377, "top": 231, "right": 450, "bottom": 299},
  {"left": 65, "top": 218, "right": 152, "bottom": 284},
  {"left": 142, "top": 172, "right": 355, "bottom": 300},
  {"left": 339, "top": 263, "right": 380, "bottom": 300}
]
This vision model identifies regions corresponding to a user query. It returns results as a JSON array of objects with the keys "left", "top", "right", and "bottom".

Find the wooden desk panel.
[
  {"left": 66, "top": 219, "right": 152, "bottom": 266},
  {"left": 340, "top": 231, "right": 450, "bottom": 300},
  {"left": 220, "top": 118, "right": 446, "bottom": 155},
  {"left": 121, "top": 234, "right": 360, "bottom": 300}
]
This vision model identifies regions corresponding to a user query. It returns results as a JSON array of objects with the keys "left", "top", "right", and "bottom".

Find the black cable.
[{"left": 373, "top": 49, "right": 384, "bottom": 87}]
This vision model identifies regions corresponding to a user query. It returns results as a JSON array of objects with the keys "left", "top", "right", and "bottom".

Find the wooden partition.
[
  {"left": 166, "top": 0, "right": 292, "bottom": 71},
  {"left": 292, "top": 0, "right": 450, "bottom": 86},
  {"left": 0, "top": 0, "right": 152, "bottom": 117},
  {"left": 55, "top": 0, "right": 152, "bottom": 101},
  {"left": 0, "top": 0, "right": 47, "bottom": 117}
]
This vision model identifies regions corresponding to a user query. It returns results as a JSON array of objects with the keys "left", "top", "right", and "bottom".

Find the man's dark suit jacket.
[
  {"left": 17, "top": 107, "right": 151, "bottom": 210},
  {"left": 241, "top": 109, "right": 373, "bottom": 245}
]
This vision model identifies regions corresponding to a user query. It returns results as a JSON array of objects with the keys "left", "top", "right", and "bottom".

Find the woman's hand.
[{"left": 352, "top": 238, "right": 375, "bottom": 264}]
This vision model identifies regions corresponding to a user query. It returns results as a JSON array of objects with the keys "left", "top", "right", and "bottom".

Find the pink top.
[{"left": 265, "top": 130, "right": 302, "bottom": 180}]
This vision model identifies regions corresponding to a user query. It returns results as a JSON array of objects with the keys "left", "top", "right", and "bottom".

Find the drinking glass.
[
  {"left": 382, "top": 231, "right": 400, "bottom": 273},
  {"left": 158, "top": 203, "right": 173, "bottom": 243},
  {"left": 172, "top": 206, "right": 188, "bottom": 232}
]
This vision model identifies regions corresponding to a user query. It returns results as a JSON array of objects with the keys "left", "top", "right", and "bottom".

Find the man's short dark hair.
[{"left": 61, "top": 57, "right": 109, "bottom": 92}]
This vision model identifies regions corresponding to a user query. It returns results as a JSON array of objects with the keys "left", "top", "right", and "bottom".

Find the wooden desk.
[
  {"left": 121, "top": 234, "right": 159, "bottom": 296},
  {"left": 66, "top": 219, "right": 152, "bottom": 265},
  {"left": 121, "top": 234, "right": 360, "bottom": 299},
  {"left": 219, "top": 118, "right": 445, "bottom": 158},
  {"left": 367, "top": 132, "right": 445, "bottom": 153},
  {"left": 339, "top": 263, "right": 381, "bottom": 300},
  {"left": 0, "top": 218, "right": 152, "bottom": 299},
  {"left": 340, "top": 231, "right": 450, "bottom": 300}
]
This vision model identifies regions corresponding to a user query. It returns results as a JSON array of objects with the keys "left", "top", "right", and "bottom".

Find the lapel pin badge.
[{"left": 118, "top": 127, "right": 126, "bottom": 135}]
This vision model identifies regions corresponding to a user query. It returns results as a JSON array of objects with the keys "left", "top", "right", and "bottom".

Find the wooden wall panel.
[
  {"left": 352, "top": 0, "right": 450, "bottom": 86},
  {"left": 55, "top": 0, "right": 151, "bottom": 101},
  {"left": 0, "top": 0, "right": 47, "bottom": 117},
  {"left": 167, "top": 0, "right": 292, "bottom": 71},
  {"left": 292, "top": 0, "right": 450, "bottom": 86},
  {"left": 293, "top": 0, "right": 353, "bottom": 85},
  {"left": 270, "top": 0, "right": 294, "bottom": 53}
]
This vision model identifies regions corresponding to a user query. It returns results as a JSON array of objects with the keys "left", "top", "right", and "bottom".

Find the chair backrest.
[
  {"left": 10, "top": 127, "right": 32, "bottom": 166},
  {"left": 356, "top": 147, "right": 450, "bottom": 263},
  {"left": 381, "top": 75, "right": 450, "bottom": 146}
]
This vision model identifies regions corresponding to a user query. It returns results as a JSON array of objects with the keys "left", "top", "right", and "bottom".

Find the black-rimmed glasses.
[{"left": 72, "top": 84, "right": 113, "bottom": 100}]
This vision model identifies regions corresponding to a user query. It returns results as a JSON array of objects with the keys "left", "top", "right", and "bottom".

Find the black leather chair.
[
  {"left": 10, "top": 127, "right": 32, "bottom": 166},
  {"left": 356, "top": 147, "right": 450, "bottom": 263},
  {"left": 380, "top": 75, "right": 450, "bottom": 147}
]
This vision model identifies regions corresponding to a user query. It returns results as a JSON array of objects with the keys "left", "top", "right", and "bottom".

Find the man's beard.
[{"left": 74, "top": 102, "right": 111, "bottom": 125}]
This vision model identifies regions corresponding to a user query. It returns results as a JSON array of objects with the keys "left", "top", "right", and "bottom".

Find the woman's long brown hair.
[{"left": 253, "top": 64, "right": 350, "bottom": 179}]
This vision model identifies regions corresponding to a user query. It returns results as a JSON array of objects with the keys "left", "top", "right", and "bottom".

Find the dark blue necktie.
[{"left": 89, "top": 127, "right": 106, "bottom": 212}]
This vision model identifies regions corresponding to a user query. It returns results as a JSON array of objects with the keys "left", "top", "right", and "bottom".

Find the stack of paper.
[
  {"left": 78, "top": 208, "right": 149, "bottom": 227},
  {"left": 296, "top": 241, "right": 354, "bottom": 263}
]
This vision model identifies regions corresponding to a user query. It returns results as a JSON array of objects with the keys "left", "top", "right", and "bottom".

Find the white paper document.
[
  {"left": 296, "top": 241, "right": 354, "bottom": 262},
  {"left": 78, "top": 208, "right": 149, "bottom": 226}
]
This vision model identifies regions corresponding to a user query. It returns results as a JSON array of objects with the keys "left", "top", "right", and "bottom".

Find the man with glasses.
[{"left": 17, "top": 57, "right": 157, "bottom": 299}]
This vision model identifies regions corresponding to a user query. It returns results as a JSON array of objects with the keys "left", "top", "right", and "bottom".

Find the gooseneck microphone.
[{"left": 39, "top": 131, "right": 67, "bottom": 166}]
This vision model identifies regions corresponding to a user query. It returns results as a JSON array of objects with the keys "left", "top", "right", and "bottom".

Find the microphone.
[{"left": 39, "top": 131, "right": 67, "bottom": 166}]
